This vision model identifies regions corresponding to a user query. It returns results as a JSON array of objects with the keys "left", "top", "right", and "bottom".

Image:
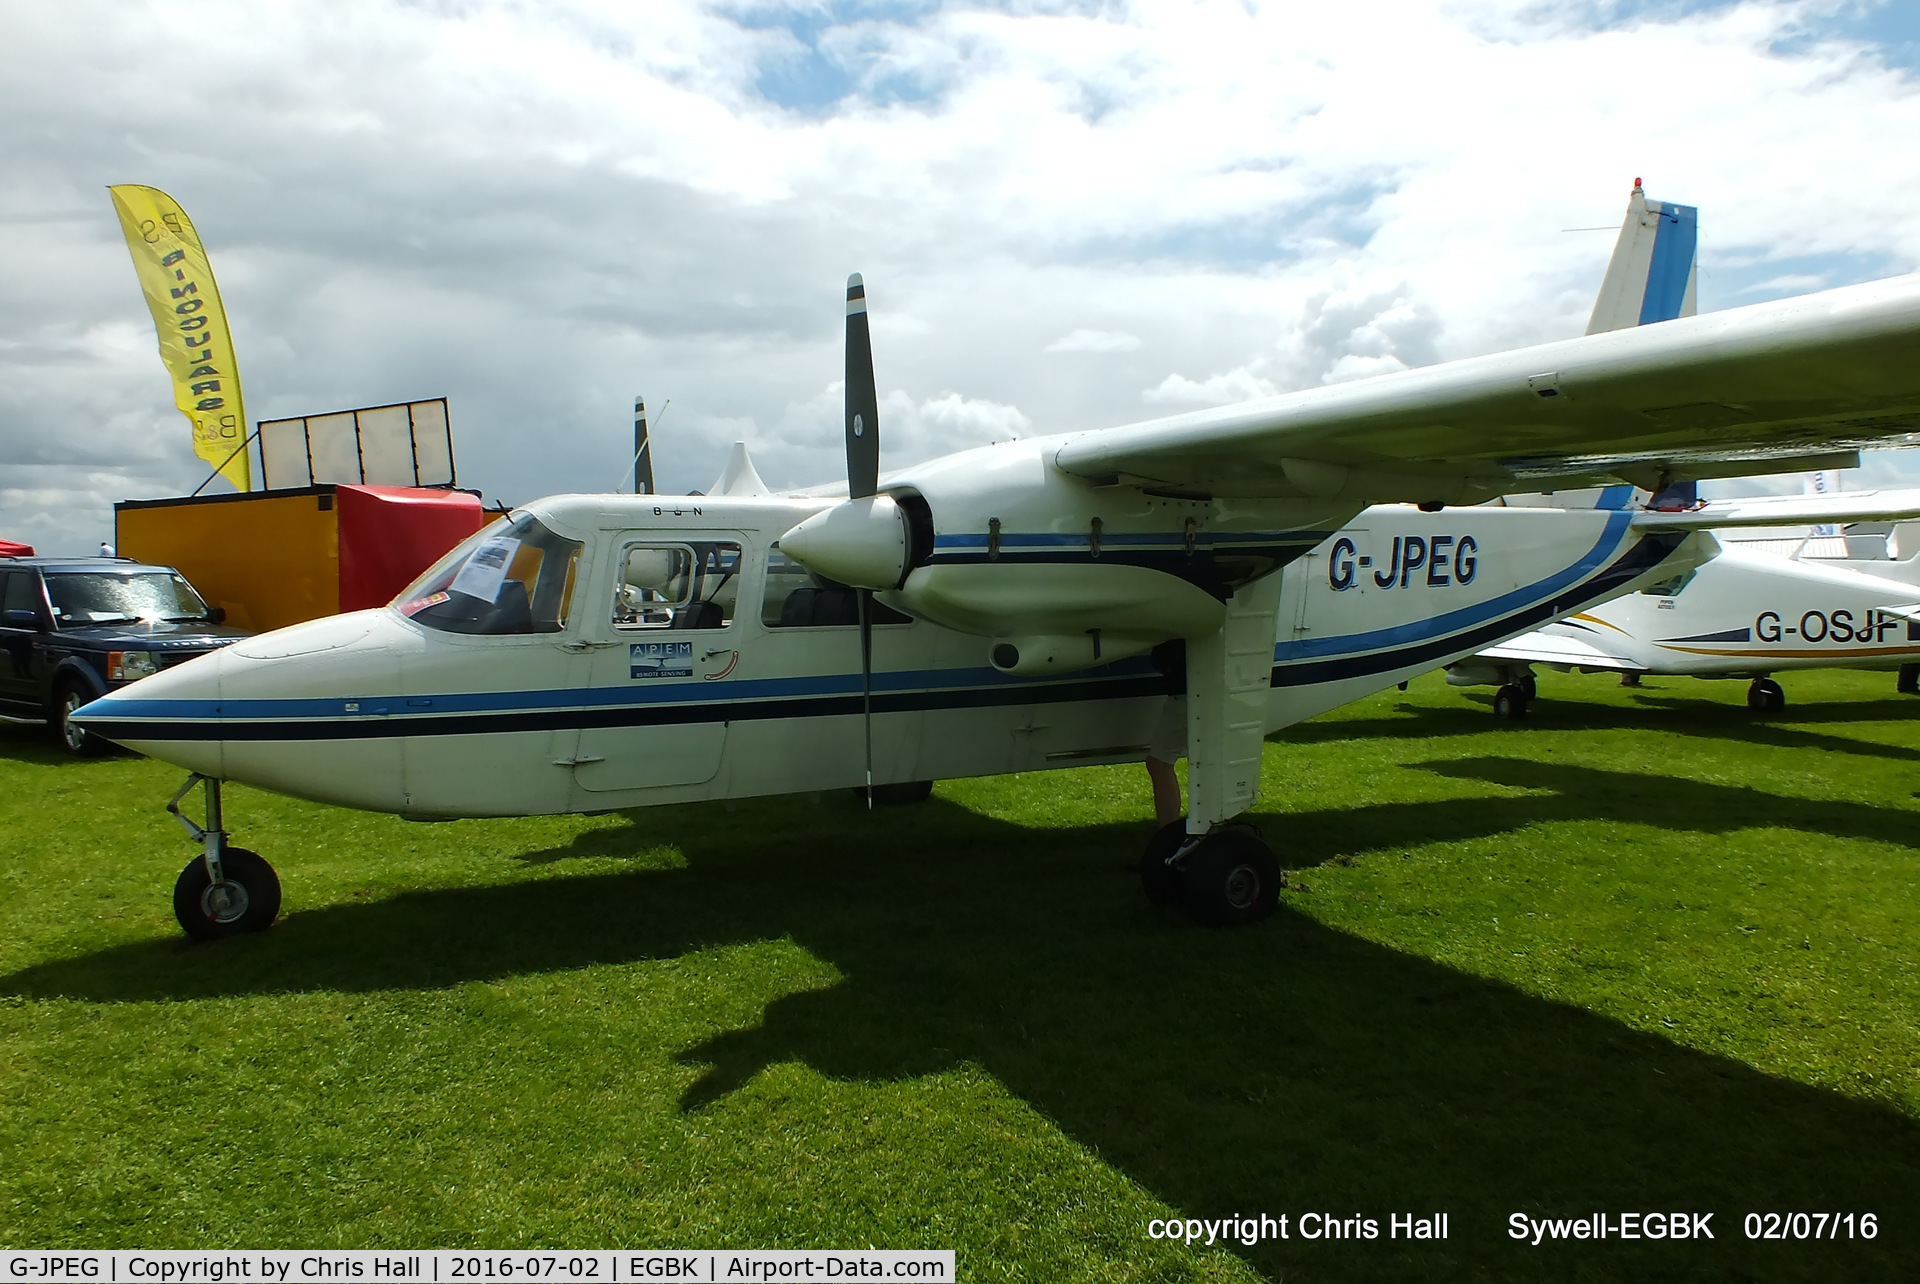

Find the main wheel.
[
  {"left": 53, "top": 682, "right": 106, "bottom": 758},
  {"left": 173, "top": 848, "right": 281, "bottom": 940},
  {"left": 1518, "top": 672, "right": 1537, "bottom": 701},
  {"left": 1183, "top": 829, "right": 1281, "bottom": 927},
  {"left": 1747, "top": 678, "right": 1785, "bottom": 712},
  {"left": 1140, "top": 820, "right": 1188, "bottom": 905},
  {"left": 1899, "top": 663, "right": 1919, "bottom": 695},
  {"left": 1493, "top": 685, "right": 1529, "bottom": 721}
]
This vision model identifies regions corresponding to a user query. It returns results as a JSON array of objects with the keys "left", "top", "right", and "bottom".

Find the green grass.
[{"left": 2, "top": 667, "right": 1918, "bottom": 1282}]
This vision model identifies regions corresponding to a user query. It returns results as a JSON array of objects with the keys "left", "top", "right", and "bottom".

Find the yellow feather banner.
[{"left": 108, "top": 185, "right": 251, "bottom": 492}]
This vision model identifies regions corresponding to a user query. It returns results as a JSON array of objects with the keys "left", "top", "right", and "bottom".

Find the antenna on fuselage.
[{"left": 618, "top": 397, "right": 668, "bottom": 494}]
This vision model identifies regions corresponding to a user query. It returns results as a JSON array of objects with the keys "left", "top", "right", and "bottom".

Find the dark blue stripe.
[
  {"left": 1659, "top": 627, "right": 1752, "bottom": 644},
  {"left": 84, "top": 667, "right": 1176, "bottom": 743},
  {"left": 932, "top": 530, "right": 1331, "bottom": 549},
  {"left": 85, "top": 657, "right": 1165, "bottom": 725}
]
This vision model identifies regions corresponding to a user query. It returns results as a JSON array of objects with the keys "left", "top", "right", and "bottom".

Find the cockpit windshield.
[{"left": 394, "top": 514, "right": 582, "bottom": 635}]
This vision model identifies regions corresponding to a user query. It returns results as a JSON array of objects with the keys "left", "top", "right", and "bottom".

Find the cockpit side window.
[
  {"left": 614, "top": 542, "right": 740, "bottom": 630},
  {"left": 396, "top": 514, "right": 582, "bottom": 635}
]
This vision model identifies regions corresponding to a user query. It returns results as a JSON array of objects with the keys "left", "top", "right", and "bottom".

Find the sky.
[{"left": 3, "top": 0, "right": 1919, "bottom": 554}]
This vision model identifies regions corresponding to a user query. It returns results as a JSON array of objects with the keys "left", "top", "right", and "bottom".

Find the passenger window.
[
  {"left": 762, "top": 546, "right": 911, "bottom": 627},
  {"left": 615, "top": 542, "right": 740, "bottom": 630},
  {"left": 0, "top": 572, "right": 29, "bottom": 621},
  {"left": 1638, "top": 570, "right": 1696, "bottom": 598}
]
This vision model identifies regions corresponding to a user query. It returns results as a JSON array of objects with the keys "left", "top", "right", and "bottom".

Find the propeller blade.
[
  {"left": 845, "top": 273, "right": 879, "bottom": 501},
  {"left": 632, "top": 396, "right": 653, "bottom": 495}
]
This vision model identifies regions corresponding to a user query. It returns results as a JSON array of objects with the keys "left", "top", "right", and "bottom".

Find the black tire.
[
  {"left": 1140, "top": 820, "right": 1188, "bottom": 905},
  {"left": 1518, "top": 672, "right": 1537, "bottom": 701},
  {"left": 1493, "top": 685, "right": 1528, "bottom": 721},
  {"left": 852, "top": 780, "right": 935, "bottom": 805},
  {"left": 52, "top": 681, "right": 106, "bottom": 758},
  {"left": 1899, "top": 663, "right": 1919, "bottom": 695},
  {"left": 1747, "top": 678, "right": 1785, "bottom": 713},
  {"left": 1183, "top": 829, "right": 1281, "bottom": 927},
  {"left": 173, "top": 847, "right": 281, "bottom": 940}
]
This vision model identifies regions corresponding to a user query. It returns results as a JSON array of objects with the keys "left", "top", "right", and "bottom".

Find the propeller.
[
  {"left": 845, "top": 273, "right": 880, "bottom": 808},
  {"left": 845, "top": 273, "right": 880, "bottom": 501}
]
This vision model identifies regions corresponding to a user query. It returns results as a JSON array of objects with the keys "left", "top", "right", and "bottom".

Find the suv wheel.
[{"left": 54, "top": 682, "right": 106, "bottom": 758}]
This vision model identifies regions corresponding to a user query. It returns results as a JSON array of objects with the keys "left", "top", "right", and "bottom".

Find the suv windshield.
[
  {"left": 45, "top": 571, "right": 212, "bottom": 626},
  {"left": 394, "top": 514, "right": 582, "bottom": 635}
]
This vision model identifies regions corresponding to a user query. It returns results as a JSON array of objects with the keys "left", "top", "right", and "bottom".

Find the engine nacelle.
[{"left": 987, "top": 631, "right": 1159, "bottom": 676}]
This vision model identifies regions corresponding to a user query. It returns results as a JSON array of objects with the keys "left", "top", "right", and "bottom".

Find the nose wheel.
[{"left": 165, "top": 773, "right": 281, "bottom": 940}]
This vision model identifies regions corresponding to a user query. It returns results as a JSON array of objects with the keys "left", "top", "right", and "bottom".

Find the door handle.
[
  {"left": 559, "top": 639, "right": 621, "bottom": 652},
  {"left": 552, "top": 754, "right": 607, "bottom": 767}
]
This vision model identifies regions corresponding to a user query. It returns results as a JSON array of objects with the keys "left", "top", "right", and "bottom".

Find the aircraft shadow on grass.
[
  {"left": 1272, "top": 755, "right": 1920, "bottom": 866},
  {"left": 5, "top": 777, "right": 1919, "bottom": 1279},
  {"left": 1284, "top": 691, "right": 1920, "bottom": 764}
]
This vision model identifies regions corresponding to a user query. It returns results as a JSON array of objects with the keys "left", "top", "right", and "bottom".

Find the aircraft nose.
[{"left": 72, "top": 645, "right": 228, "bottom": 775}]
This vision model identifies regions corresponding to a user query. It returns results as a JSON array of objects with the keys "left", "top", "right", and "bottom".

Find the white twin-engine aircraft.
[{"left": 78, "top": 198, "right": 1920, "bottom": 940}]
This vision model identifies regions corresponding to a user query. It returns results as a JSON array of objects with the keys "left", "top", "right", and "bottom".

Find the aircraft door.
[
  {"left": 395, "top": 512, "right": 590, "bottom": 817},
  {"left": 571, "top": 537, "right": 742, "bottom": 793}
]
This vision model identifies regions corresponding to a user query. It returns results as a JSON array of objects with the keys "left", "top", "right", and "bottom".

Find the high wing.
[{"left": 1052, "top": 273, "right": 1920, "bottom": 503}]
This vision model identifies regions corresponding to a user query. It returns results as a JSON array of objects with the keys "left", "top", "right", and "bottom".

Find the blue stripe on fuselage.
[{"left": 83, "top": 656, "right": 1166, "bottom": 726}]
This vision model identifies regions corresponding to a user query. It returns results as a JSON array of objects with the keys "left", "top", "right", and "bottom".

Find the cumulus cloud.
[
  {"left": 3, "top": 0, "right": 1920, "bottom": 552},
  {"left": 1045, "top": 329, "right": 1142, "bottom": 353}
]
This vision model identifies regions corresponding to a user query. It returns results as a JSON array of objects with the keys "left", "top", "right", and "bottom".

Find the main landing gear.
[
  {"left": 1141, "top": 820, "right": 1282, "bottom": 927},
  {"left": 1747, "top": 677, "right": 1785, "bottom": 713},
  {"left": 166, "top": 774, "right": 280, "bottom": 940}
]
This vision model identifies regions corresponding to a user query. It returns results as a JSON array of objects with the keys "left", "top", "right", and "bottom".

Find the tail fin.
[{"left": 1586, "top": 179, "right": 1698, "bottom": 334}]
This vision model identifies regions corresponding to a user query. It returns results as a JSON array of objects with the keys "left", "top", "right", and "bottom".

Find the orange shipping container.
[{"left": 116, "top": 484, "right": 487, "bottom": 633}]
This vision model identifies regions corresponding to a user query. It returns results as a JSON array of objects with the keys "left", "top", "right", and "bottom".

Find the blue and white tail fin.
[{"left": 1586, "top": 179, "right": 1698, "bottom": 334}]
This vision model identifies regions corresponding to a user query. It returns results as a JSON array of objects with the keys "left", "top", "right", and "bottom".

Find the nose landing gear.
[{"left": 165, "top": 773, "right": 281, "bottom": 940}]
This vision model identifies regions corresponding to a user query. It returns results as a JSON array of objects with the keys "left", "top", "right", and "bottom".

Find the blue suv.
[{"left": 0, "top": 557, "right": 248, "bottom": 756}]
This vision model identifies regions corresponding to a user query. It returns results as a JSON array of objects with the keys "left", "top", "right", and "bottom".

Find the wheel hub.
[
  {"left": 1223, "top": 864, "right": 1260, "bottom": 910},
  {"left": 201, "top": 879, "right": 251, "bottom": 924}
]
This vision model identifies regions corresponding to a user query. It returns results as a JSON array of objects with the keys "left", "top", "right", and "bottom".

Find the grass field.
[{"left": 2, "top": 667, "right": 1917, "bottom": 1282}]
